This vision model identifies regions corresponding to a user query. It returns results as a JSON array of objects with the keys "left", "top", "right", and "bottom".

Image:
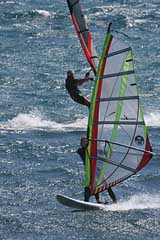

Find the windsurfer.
[
  {"left": 77, "top": 136, "right": 117, "bottom": 204},
  {"left": 77, "top": 136, "right": 98, "bottom": 202},
  {"left": 65, "top": 70, "right": 93, "bottom": 108}
]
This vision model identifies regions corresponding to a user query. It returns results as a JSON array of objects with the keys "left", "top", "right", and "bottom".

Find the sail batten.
[
  {"left": 101, "top": 70, "right": 135, "bottom": 79},
  {"left": 93, "top": 121, "right": 144, "bottom": 125},
  {"left": 89, "top": 138, "right": 154, "bottom": 155},
  {"left": 106, "top": 47, "right": 132, "bottom": 57},
  {"left": 97, "top": 96, "right": 139, "bottom": 102},
  {"left": 90, "top": 155, "right": 137, "bottom": 173}
]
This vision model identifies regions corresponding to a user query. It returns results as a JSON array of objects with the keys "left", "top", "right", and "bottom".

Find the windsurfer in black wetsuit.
[
  {"left": 65, "top": 70, "right": 93, "bottom": 108},
  {"left": 77, "top": 136, "right": 117, "bottom": 204}
]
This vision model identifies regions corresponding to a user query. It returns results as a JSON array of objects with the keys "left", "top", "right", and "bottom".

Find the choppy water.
[{"left": 0, "top": 0, "right": 160, "bottom": 239}]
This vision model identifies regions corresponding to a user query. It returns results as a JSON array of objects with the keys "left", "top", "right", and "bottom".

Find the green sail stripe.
[
  {"left": 130, "top": 51, "right": 147, "bottom": 138},
  {"left": 85, "top": 32, "right": 112, "bottom": 187},
  {"left": 141, "top": 106, "right": 147, "bottom": 137},
  {"left": 96, "top": 50, "right": 132, "bottom": 187}
]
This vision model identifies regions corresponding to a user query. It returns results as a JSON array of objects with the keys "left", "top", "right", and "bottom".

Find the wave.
[
  {"left": 103, "top": 193, "right": 160, "bottom": 212},
  {"left": 33, "top": 9, "right": 51, "bottom": 18},
  {"left": 0, "top": 110, "right": 87, "bottom": 132},
  {"left": 4, "top": 9, "right": 51, "bottom": 20}
]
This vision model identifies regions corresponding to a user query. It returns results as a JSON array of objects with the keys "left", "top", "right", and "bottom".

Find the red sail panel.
[{"left": 136, "top": 134, "right": 153, "bottom": 171}]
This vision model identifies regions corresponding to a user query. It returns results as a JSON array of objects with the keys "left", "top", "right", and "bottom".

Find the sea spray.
[
  {"left": 103, "top": 193, "right": 160, "bottom": 212},
  {"left": 145, "top": 111, "right": 160, "bottom": 127},
  {"left": 0, "top": 110, "right": 88, "bottom": 131}
]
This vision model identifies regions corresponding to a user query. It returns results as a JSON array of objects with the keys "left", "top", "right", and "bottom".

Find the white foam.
[
  {"left": 103, "top": 194, "right": 160, "bottom": 212},
  {"left": 5, "top": 110, "right": 53, "bottom": 131},
  {"left": 144, "top": 111, "right": 160, "bottom": 127},
  {"left": 0, "top": 110, "right": 87, "bottom": 132},
  {"left": 34, "top": 9, "right": 51, "bottom": 17}
]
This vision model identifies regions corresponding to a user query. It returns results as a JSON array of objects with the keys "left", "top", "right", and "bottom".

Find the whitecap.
[
  {"left": 144, "top": 111, "right": 160, "bottom": 127},
  {"left": 0, "top": 110, "right": 87, "bottom": 132},
  {"left": 34, "top": 9, "right": 51, "bottom": 17},
  {"left": 103, "top": 193, "right": 160, "bottom": 212}
]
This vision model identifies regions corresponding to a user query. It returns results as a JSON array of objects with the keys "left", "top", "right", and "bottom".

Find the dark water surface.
[{"left": 0, "top": 0, "right": 160, "bottom": 239}]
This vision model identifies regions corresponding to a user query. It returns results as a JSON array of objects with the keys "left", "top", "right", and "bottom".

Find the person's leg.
[
  {"left": 71, "top": 94, "right": 90, "bottom": 107},
  {"left": 108, "top": 187, "right": 117, "bottom": 203},
  {"left": 95, "top": 193, "right": 103, "bottom": 204},
  {"left": 84, "top": 187, "right": 91, "bottom": 202},
  {"left": 82, "top": 96, "right": 90, "bottom": 108}
]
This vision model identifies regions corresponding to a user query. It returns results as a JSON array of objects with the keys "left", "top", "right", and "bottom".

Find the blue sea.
[{"left": 0, "top": 0, "right": 160, "bottom": 239}]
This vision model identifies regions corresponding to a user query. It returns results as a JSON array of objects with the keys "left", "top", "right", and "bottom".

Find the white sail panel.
[{"left": 85, "top": 31, "right": 153, "bottom": 194}]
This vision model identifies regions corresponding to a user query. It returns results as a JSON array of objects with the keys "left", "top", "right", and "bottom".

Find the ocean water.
[{"left": 0, "top": 0, "right": 160, "bottom": 239}]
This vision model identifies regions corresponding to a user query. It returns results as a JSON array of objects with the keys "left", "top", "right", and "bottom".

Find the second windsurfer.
[{"left": 65, "top": 70, "right": 93, "bottom": 108}]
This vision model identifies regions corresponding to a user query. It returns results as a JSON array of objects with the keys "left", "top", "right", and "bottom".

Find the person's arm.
[
  {"left": 76, "top": 70, "right": 94, "bottom": 85},
  {"left": 76, "top": 77, "right": 89, "bottom": 85}
]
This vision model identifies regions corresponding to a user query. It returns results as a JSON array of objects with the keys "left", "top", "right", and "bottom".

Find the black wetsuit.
[
  {"left": 65, "top": 77, "right": 90, "bottom": 107},
  {"left": 77, "top": 147, "right": 91, "bottom": 202}
]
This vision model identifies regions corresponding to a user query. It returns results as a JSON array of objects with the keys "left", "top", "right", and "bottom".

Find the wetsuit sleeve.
[{"left": 75, "top": 77, "right": 90, "bottom": 85}]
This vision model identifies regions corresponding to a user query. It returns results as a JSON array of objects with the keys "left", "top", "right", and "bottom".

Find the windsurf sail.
[
  {"left": 85, "top": 25, "right": 154, "bottom": 195},
  {"left": 66, "top": 0, "right": 98, "bottom": 74}
]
